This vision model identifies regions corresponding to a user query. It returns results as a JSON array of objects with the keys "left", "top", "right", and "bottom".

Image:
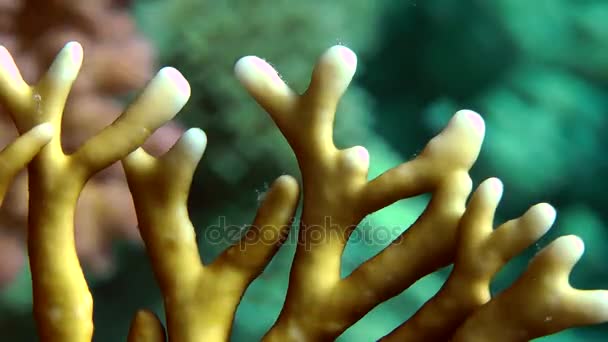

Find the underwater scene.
[{"left": 0, "top": 0, "right": 607, "bottom": 341}]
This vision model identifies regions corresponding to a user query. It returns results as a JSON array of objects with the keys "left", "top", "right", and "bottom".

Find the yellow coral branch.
[
  {"left": 382, "top": 178, "right": 556, "bottom": 340},
  {"left": 235, "top": 46, "right": 485, "bottom": 340},
  {"left": 0, "top": 41, "right": 190, "bottom": 341},
  {"left": 123, "top": 128, "right": 300, "bottom": 341},
  {"left": 0, "top": 123, "right": 53, "bottom": 203},
  {"left": 452, "top": 234, "right": 608, "bottom": 341},
  {"left": 128, "top": 310, "right": 166, "bottom": 342}
]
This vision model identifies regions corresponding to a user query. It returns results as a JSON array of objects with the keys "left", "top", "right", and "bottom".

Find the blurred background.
[{"left": 0, "top": 0, "right": 607, "bottom": 340}]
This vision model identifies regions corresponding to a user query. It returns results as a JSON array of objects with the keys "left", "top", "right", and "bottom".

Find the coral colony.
[{"left": 1, "top": 41, "right": 608, "bottom": 341}]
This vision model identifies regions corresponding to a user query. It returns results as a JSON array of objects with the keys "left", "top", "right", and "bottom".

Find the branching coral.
[
  {"left": 1, "top": 38, "right": 607, "bottom": 341},
  {"left": 124, "top": 143, "right": 299, "bottom": 341},
  {"left": 134, "top": 3, "right": 407, "bottom": 335},
  {"left": 0, "top": 0, "right": 183, "bottom": 284},
  {"left": 0, "top": 41, "right": 189, "bottom": 341},
  {"left": 234, "top": 45, "right": 608, "bottom": 341}
]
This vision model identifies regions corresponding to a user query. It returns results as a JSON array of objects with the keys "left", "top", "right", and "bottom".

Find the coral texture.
[{"left": 1, "top": 38, "right": 607, "bottom": 341}]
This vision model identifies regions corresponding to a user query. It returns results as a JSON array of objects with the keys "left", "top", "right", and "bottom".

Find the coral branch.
[
  {"left": 0, "top": 0, "right": 178, "bottom": 284},
  {"left": 72, "top": 66, "right": 190, "bottom": 173},
  {"left": 236, "top": 46, "right": 485, "bottom": 340},
  {"left": 382, "top": 178, "right": 556, "bottom": 340},
  {"left": 452, "top": 235, "right": 608, "bottom": 341},
  {"left": 0, "top": 41, "right": 189, "bottom": 341},
  {"left": 0, "top": 123, "right": 52, "bottom": 202},
  {"left": 127, "top": 310, "right": 166, "bottom": 342},
  {"left": 123, "top": 128, "right": 300, "bottom": 341}
]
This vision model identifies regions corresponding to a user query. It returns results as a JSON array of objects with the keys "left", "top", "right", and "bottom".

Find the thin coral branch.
[
  {"left": 452, "top": 234, "right": 608, "bottom": 341},
  {"left": 0, "top": 123, "right": 52, "bottom": 202},
  {"left": 382, "top": 178, "right": 555, "bottom": 340}
]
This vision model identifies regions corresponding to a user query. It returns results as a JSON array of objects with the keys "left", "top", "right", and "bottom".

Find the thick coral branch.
[
  {"left": 0, "top": 0, "right": 178, "bottom": 282},
  {"left": 123, "top": 128, "right": 299, "bottom": 341},
  {"left": 236, "top": 46, "right": 485, "bottom": 341},
  {"left": 0, "top": 41, "right": 189, "bottom": 341}
]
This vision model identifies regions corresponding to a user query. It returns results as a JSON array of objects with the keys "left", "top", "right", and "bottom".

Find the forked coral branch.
[
  {"left": 452, "top": 236, "right": 608, "bottom": 341},
  {"left": 122, "top": 128, "right": 299, "bottom": 341},
  {"left": 382, "top": 178, "right": 554, "bottom": 340},
  {"left": 0, "top": 41, "right": 190, "bottom": 341},
  {"left": 380, "top": 178, "right": 608, "bottom": 341},
  {"left": 235, "top": 46, "right": 485, "bottom": 340}
]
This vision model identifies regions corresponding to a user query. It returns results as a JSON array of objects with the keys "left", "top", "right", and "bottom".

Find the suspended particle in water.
[
  {"left": 256, "top": 182, "right": 270, "bottom": 203},
  {"left": 32, "top": 93, "right": 42, "bottom": 114}
]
